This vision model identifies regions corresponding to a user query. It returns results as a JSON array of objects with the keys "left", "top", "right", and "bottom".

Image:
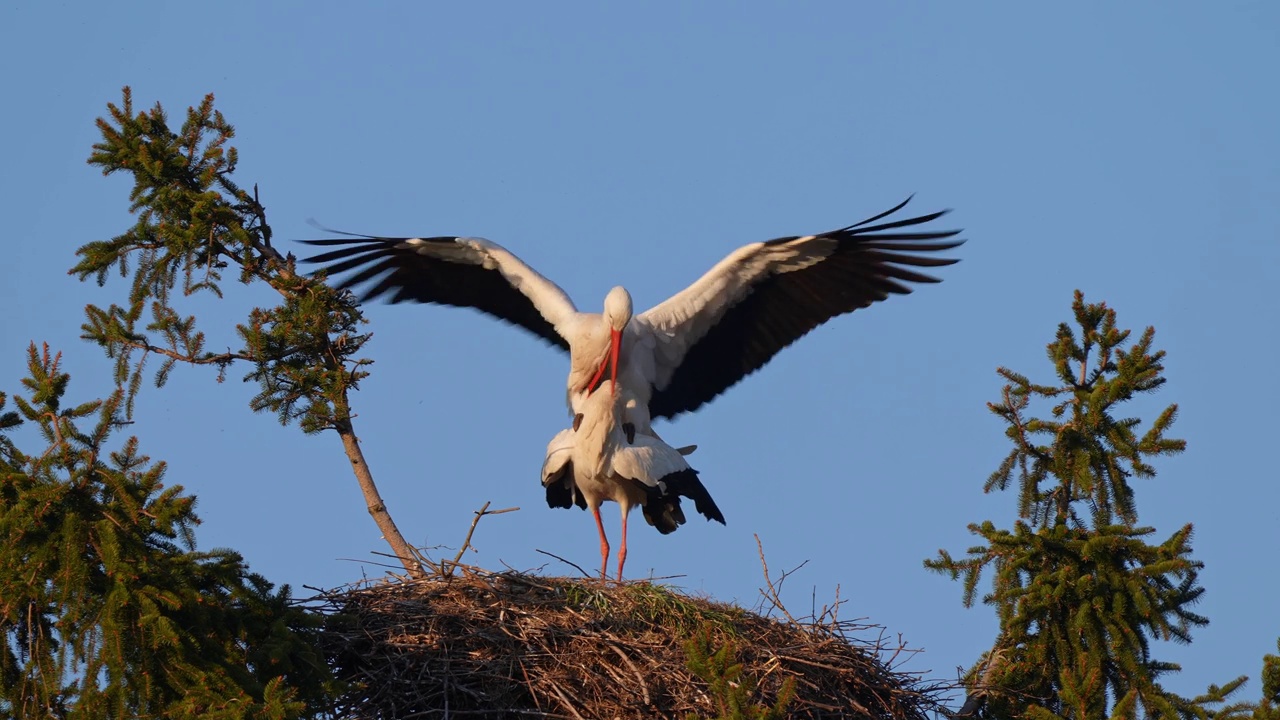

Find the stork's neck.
[
  {"left": 575, "top": 387, "right": 624, "bottom": 475},
  {"left": 566, "top": 317, "right": 618, "bottom": 394}
]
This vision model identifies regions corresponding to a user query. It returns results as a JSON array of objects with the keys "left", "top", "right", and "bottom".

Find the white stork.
[
  {"left": 299, "top": 196, "right": 964, "bottom": 431},
  {"left": 541, "top": 385, "right": 723, "bottom": 580}
]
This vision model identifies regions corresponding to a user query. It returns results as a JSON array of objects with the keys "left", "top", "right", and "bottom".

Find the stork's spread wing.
[
  {"left": 637, "top": 196, "right": 963, "bottom": 420},
  {"left": 299, "top": 233, "right": 577, "bottom": 351}
]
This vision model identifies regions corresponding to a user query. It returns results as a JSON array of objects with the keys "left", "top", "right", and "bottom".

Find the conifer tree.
[
  {"left": 70, "top": 88, "right": 422, "bottom": 577},
  {"left": 926, "top": 291, "right": 1248, "bottom": 719},
  {"left": 1211, "top": 641, "right": 1280, "bottom": 720},
  {"left": 0, "top": 344, "right": 333, "bottom": 719},
  {"left": 1247, "top": 642, "right": 1280, "bottom": 720}
]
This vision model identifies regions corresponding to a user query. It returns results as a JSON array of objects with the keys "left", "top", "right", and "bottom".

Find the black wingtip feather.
[
  {"left": 298, "top": 235, "right": 385, "bottom": 246},
  {"left": 298, "top": 231, "right": 573, "bottom": 351},
  {"left": 304, "top": 219, "right": 370, "bottom": 237},
  {"left": 664, "top": 469, "right": 726, "bottom": 525},
  {"left": 837, "top": 210, "right": 954, "bottom": 237},
  {"left": 650, "top": 196, "right": 965, "bottom": 421},
  {"left": 297, "top": 235, "right": 462, "bottom": 261},
  {"left": 299, "top": 244, "right": 390, "bottom": 266},
  {"left": 631, "top": 469, "right": 726, "bottom": 535},
  {"left": 848, "top": 194, "right": 915, "bottom": 228}
]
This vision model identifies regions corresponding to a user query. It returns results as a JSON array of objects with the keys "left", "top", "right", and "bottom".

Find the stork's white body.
[
  {"left": 301, "top": 197, "right": 963, "bottom": 577},
  {"left": 541, "top": 385, "right": 722, "bottom": 579}
]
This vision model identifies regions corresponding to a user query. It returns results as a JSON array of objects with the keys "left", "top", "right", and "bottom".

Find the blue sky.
[{"left": 3, "top": 2, "right": 1277, "bottom": 704}]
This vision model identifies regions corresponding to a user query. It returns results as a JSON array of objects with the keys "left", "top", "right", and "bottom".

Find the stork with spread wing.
[{"left": 301, "top": 196, "right": 964, "bottom": 432}]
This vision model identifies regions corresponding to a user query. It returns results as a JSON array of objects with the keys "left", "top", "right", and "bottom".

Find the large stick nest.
[{"left": 313, "top": 565, "right": 948, "bottom": 719}]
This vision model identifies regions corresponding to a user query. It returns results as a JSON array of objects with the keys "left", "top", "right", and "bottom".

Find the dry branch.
[{"left": 443, "top": 502, "right": 520, "bottom": 577}]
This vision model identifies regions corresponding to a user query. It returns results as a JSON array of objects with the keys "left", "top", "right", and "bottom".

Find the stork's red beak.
[
  {"left": 608, "top": 328, "right": 621, "bottom": 396},
  {"left": 584, "top": 329, "right": 624, "bottom": 396}
]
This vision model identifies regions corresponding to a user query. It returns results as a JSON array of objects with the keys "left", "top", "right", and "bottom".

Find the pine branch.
[
  {"left": 109, "top": 335, "right": 253, "bottom": 367},
  {"left": 75, "top": 87, "right": 424, "bottom": 579}
]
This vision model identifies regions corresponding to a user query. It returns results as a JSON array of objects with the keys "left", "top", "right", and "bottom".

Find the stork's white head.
[
  {"left": 603, "top": 286, "right": 633, "bottom": 332},
  {"left": 582, "top": 286, "right": 633, "bottom": 397}
]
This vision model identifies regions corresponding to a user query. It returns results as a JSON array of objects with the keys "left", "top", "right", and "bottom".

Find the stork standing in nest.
[
  {"left": 301, "top": 197, "right": 962, "bottom": 576},
  {"left": 541, "top": 380, "right": 724, "bottom": 580}
]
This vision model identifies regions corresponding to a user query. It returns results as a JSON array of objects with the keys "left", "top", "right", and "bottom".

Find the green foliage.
[
  {"left": 562, "top": 581, "right": 746, "bottom": 640},
  {"left": 75, "top": 86, "right": 423, "bottom": 582},
  {"left": 1210, "top": 640, "right": 1280, "bottom": 720},
  {"left": 618, "top": 582, "right": 746, "bottom": 639},
  {"left": 0, "top": 344, "right": 334, "bottom": 719},
  {"left": 73, "top": 86, "right": 371, "bottom": 432},
  {"left": 926, "top": 292, "right": 1246, "bottom": 719},
  {"left": 1256, "top": 641, "right": 1280, "bottom": 720},
  {"left": 683, "top": 629, "right": 795, "bottom": 720},
  {"left": 983, "top": 292, "right": 1184, "bottom": 529}
]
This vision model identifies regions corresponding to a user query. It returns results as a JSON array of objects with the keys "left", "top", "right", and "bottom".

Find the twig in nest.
[
  {"left": 605, "top": 641, "right": 651, "bottom": 706},
  {"left": 443, "top": 501, "right": 520, "bottom": 577},
  {"left": 755, "top": 533, "right": 801, "bottom": 626},
  {"left": 368, "top": 549, "right": 440, "bottom": 576},
  {"left": 642, "top": 573, "right": 688, "bottom": 582},
  {"left": 535, "top": 548, "right": 591, "bottom": 578},
  {"left": 550, "top": 684, "right": 587, "bottom": 720},
  {"left": 336, "top": 556, "right": 408, "bottom": 571},
  {"left": 776, "top": 559, "right": 808, "bottom": 596}
]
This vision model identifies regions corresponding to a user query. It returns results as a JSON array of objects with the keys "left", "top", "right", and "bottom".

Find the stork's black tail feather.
[
  {"left": 543, "top": 460, "right": 586, "bottom": 511},
  {"left": 632, "top": 468, "right": 726, "bottom": 534}
]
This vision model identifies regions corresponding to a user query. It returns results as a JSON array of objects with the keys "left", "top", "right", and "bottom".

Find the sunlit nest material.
[{"left": 312, "top": 565, "right": 948, "bottom": 719}]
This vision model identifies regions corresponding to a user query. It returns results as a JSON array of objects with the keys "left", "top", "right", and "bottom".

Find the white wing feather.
[
  {"left": 432, "top": 236, "right": 581, "bottom": 335},
  {"left": 610, "top": 433, "right": 694, "bottom": 491},
  {"left": 540, "top": 427, "right": 576, "bottom": 485},
  {"left": 634, "top": 236, "right": 834, "bottom": 390}
]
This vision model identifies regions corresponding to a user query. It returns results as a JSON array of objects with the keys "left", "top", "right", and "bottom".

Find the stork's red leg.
[
  {"left": 617, "top": 508, "right": 630, "bottom": 581},
  {"left": 592, "top": 506, "right": 610, "bottom": 579}
]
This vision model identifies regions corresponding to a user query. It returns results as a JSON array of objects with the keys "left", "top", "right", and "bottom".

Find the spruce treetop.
[
  {"left": 985, "top": 290, "right": 1184, "bottom": 529},
  {"left": 926, "top": 292, "right": 1246, "bottom": 720}
]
